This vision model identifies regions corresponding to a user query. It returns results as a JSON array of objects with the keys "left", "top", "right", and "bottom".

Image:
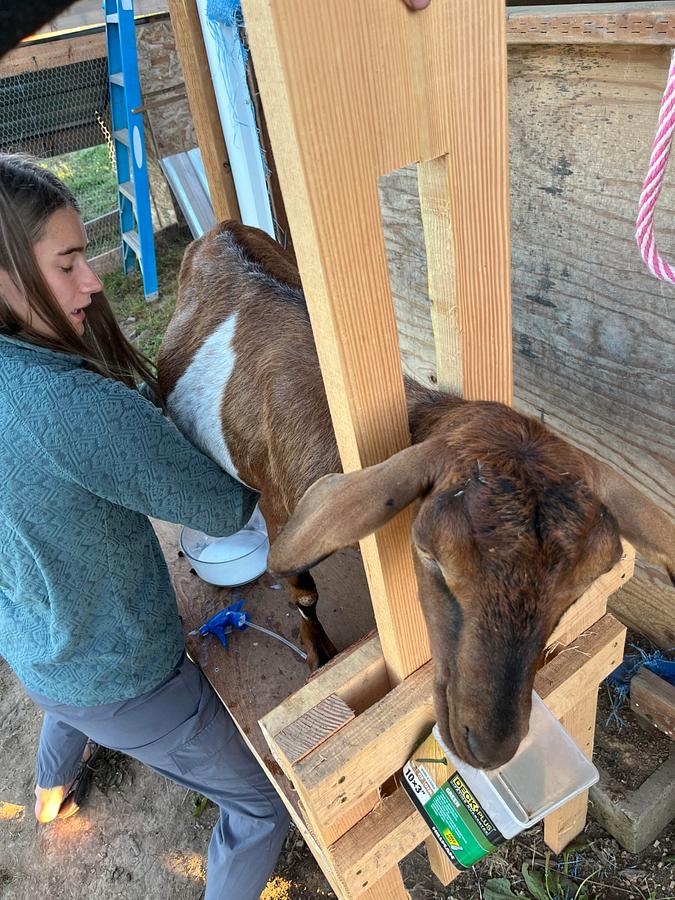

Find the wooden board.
[
  {"left": 167, "top": 0, "right": 240, "bottom": 222},
  {"left": 509, "top": 42, "right": 675, "bottom": 644},
  {"left": 630, "top": 668, "right": 675, "bottom": 738},
  {"left": 378, "top": 43, "right": 674, "bottom": 648},
  {"left": 543, "top": 690, "right": 600, "bottom": 853},
  {"left": 609, "top": 563, "right": 675, "bottom": 648},
  {"left": 265, "top": 612, "right": 626, "bottom": 886},
  {"left": 152, "top": 519, "right": 374, "bottom": 794},
  {"left": 507, "top": 3, "right": 675, "bottom": 45},
  {"left": 0, "top": 29, "right": 107, "bottom": 76}
]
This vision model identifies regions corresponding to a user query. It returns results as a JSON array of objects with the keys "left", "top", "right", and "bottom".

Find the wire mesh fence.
[{"left": 0, "top": 56, "right": 121, "bottom": 260}]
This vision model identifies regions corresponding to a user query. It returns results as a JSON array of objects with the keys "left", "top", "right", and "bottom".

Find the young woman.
[{"left": 0, "top": 154, "right": 290, "bottom": 900}]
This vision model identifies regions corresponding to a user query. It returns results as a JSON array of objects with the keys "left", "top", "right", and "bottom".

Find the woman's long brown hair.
[{"left": 0, "top": 154, "right": 160, "bottom": 397}]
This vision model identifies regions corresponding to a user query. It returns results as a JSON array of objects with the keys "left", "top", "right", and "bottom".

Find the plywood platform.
[{"left": 151, "top": 519, "right": 376, "bottom": 810}]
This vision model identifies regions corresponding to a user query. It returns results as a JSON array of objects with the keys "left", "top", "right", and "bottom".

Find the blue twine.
[
  {"left": 607, "top": 644, "right": 675, "bottom": 687},
  {"left": 197, "top": 599, "right": 250, "bottom": 650},
  {"left": 204, "top": 0, "right": 249, "bottom": 119},
  {"left": 560, "top": 852, "right": 582, "bottom": 879},
  {"left": 604, "top": 644, "right": 674, "bottom": 729},
  {"left": 205, "top": 0, "right": 243, "bottom": 27}
]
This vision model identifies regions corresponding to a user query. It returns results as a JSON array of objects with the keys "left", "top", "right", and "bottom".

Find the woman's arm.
[{"left": 35, "top": 375, "right": 259, "bottom": 536}]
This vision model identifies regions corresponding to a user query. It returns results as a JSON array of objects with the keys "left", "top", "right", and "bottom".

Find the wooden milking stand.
[{"left": 167, "top": 1, "right": 633, "bottom": 895}]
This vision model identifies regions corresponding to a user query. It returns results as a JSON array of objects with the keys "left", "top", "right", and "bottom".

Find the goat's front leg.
[{"left": 288, "top": 571, "right": 337, "bottom": 671}]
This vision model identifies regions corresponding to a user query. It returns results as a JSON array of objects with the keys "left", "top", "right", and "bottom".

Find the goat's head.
[{"left": 270, "top": 402, "right": 674, "bottom": 770}]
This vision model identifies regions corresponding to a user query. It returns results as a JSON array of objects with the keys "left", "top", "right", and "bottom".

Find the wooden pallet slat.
[{"left": 274, "top": 694, "right": 355, "bottom": 765}]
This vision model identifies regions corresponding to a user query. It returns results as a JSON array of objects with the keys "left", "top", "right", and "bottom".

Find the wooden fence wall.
[{"left": 380, "top": 40, "right": 674, "bottom": 647}]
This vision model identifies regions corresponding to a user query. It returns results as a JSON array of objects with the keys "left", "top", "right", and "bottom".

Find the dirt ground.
[{"left": 1, "top": 624, "right": 673, "bottom": 900}]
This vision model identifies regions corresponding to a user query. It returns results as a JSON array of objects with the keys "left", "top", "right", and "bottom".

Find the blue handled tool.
[
  {"left": 195, "top": 600, "right": 250, "bottom": 650},
  {"left": 191, "top": 599, "right": 307, "bottom": 660}
]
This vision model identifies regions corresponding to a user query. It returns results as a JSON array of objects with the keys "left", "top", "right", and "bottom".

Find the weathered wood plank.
[
  {"left": 508, "top": 43, "right": 674, "bottom": 644},
  {"left": 609, "top": 564, "right": 675, "bottom": 648},
  {"left": 274, "top": 694, "right": 355, "bottom": 766},
  {"left": 379, "top": 163, "right": 436, "bottom": 390},
  {"left": 0, "top": 29, "right": 107, "bottom": 76},
  {"left": 507, "top": 3, "right": 675, "bottom": 46},
  {"left": 630, "top": 668, "right": 675, "bottom": 738}
]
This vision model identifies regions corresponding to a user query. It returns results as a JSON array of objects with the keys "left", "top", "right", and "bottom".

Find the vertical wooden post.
[
  {"left": 241, "top": 0, "right": 510, "bottom": 893},
  {"left": 415, "top": 9, "right": 512, "bottom": 404},
  {"left": 543, "top": 691, "right": 600, "bottom": 854},
  {"left": 414, "top": 3, "right": 512, "bottom": 879},
  {"left": 167, "top": 0, "right": 240, "bottom": 221}
]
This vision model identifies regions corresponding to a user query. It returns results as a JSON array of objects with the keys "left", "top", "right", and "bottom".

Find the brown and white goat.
[{"left": 157, "top": 221, "right": 674, "bottom": 770}]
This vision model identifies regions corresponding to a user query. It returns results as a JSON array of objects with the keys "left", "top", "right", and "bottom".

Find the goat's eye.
[{"left": 416, "top": 548, "right": 440, "bottom": 570}]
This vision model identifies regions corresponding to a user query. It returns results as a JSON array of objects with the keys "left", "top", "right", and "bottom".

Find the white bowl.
[{"left": 180, "top": 506, "right": 269, "bottom": 587}]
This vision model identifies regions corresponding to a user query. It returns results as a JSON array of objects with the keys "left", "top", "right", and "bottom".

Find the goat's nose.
[
  {"left": 466, "top": 729, "right": 492, "bottom": 766},
  {"left": 465, "top": 728, "right": 519, "bottom": 769}
]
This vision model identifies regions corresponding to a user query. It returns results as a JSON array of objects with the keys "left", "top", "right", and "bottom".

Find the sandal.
[
  {"left": 57, "top": 741, "right": 101, "bottom": 819},
  {"left": 35, "top": 740, "right": 101, "bottom": 823}
]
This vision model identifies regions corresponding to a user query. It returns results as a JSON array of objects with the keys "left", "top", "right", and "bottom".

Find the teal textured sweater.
[{"left": 0, "top": 335, "right": 258, "bottom": 706}]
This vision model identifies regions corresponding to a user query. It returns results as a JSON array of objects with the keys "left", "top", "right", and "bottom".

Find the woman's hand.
[{"left": 402, "top": 0, "right": 431, "bottom": 9}]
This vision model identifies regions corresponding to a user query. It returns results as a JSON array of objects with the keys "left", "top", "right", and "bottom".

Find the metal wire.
[{"left": 0, "top": 56, "right": 120, "bottom": 260}]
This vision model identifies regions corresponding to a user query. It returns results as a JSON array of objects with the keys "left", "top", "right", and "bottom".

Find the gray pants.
[{"left": 27, "top": 653, "right": 290, "bottom": 900}]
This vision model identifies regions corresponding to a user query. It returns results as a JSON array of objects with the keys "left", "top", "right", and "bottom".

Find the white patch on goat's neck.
[{"left": 167, "top": 312, "right": 253, "bottom": 488}]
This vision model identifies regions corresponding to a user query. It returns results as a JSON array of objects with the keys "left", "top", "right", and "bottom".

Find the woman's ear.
[
  {"left": 585, "top": 456, "right": 674, "bottom": 584},
  {"left": 269, "top": 441, "right": 438, "bottom": 575}
]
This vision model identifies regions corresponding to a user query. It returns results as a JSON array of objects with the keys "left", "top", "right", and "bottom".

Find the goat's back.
[{"left": 157, "top": 223, "right": 341, "bottom": 531}]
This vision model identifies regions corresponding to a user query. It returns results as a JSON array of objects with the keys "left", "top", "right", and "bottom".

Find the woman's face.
[
  {"left": 33, "top": 207, "right": 103, "bottom": 337},
  {"left": 0, "top": 207, "right": 103, "bottom": 338}
]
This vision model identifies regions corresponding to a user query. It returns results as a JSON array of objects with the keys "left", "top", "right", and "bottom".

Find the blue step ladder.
[{"left": 104, "top": 0, "right": 158, "bottom": 301}]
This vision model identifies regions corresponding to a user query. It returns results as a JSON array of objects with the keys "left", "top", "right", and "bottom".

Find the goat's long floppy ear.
[
  {"left": 586, "top": 457, "right": 675, "bottom": 583},
  {"left": 269, "top": 441, "right": 438, "bottom": 576}
]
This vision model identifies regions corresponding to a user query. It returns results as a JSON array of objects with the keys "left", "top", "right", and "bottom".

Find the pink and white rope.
[{"left": 636, "top": 49, "right": 675, "bottom": 284}]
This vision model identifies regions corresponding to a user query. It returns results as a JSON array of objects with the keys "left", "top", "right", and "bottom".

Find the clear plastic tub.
[
  {"left": 179, "top": 506, "right": 269, "bottom": 587},
  {"left": 403, "top": 692, "right": 599, "bottom": 869}
]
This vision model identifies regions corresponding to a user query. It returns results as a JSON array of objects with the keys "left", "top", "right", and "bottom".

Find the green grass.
[
  {"left": 102, "top": 232, "right": 191, "bottom": 363},
  {"left": 42, "top": 145, "right": 118, "bottom": 223}
]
